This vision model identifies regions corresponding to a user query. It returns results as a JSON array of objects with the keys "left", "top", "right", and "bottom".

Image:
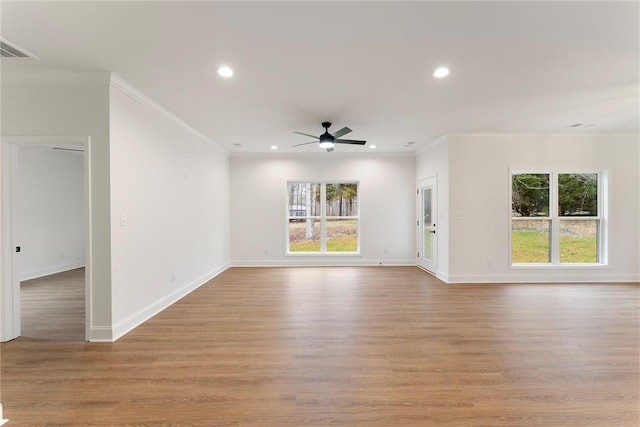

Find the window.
[
  {"left": 511, "top": 172, "right": 603, "bottom": 265},
  {"left": 287, "top": 182, "right": 359, "bottom": 254}
]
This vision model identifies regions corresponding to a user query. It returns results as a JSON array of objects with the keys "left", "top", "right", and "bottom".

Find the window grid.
[
  {"left": 511, "top": 171, "right": 603, "bottom": 266},
  {"left": 287, "top": 181, "right": 359, "bottom": 254}
]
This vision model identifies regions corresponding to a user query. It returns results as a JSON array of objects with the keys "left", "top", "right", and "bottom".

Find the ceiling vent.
[{"left": 0, "top": 39, "right": 36, "bottom": 58}]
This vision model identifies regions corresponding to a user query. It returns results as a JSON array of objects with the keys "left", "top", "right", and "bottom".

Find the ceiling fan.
[{"left": 292, "top": 122, "right": 367, "bottom": 152}]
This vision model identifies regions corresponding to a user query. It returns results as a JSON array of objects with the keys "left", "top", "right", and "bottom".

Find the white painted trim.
[
  {"left": 416, "top": 265, "right": 450, "bottom": 284},
  {"left": 0, "top": 143, "right": 17, "bottom": 342},
  {"left": 109, "top": 74, "right": 228, "bottom": 154},
  {"left": 436, "top": 270, "right": 450, "bottom": 283},
  {"left": 1, "top": 71, "right": 111, "bottom": 85},
  {"left": 231, "top": 259, "right": 416, "bottom": 267},
  {"left": 0, "top": 402, "right": 7, "bottom": 425},
  {"left": 448, "top": 132, "right": 640, "bottom": 140},
  {"left": 1, "top": 136, "right": 92, "bottom": 343},
  {"left": 19, "top": 262, "right": 85, "bottom": 282},
  {"left": 230, "top": 151, "right": 414, "bottom": 159},
  {"left": 445, "top": 273, "right": 640, "bottom": 284},
  {"left": 89, "top": 326, "right": 114, "bottom": 343},
  {"left": 110, "top": 263, "right": 231, "bottom": 342},
  {"left": 416, "top": 267, "right": 637, "bottom": 284},
  {"left": 83, "top": 137, "right": 93, "bottom": 342},
  {"left": 415, "top": 135, "right": 448, "bottom": 155}
]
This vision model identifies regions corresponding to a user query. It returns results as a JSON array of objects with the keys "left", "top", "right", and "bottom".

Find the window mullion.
[
  {"left": 550, "top": 172, "right": 560, "bottom": 264},
  {"left": 320, "top": 183, "right": 327, "bottom": 252}
]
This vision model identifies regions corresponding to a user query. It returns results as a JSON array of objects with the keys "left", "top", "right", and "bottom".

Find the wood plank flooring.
[
  {"left": 19, "top": 268, "right": 85, "bottom": 341},
  {"left": 2, "top": 267, "right": 639, "bottom": 426}
]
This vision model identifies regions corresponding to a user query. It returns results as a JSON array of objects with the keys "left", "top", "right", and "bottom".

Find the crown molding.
[
  {"left": 109, "top": 73, "right": 228, "bottom": 155},
  {"left": 229, "top": 151, "right": 415, "bottom": 159},
  {"left": 0, "top": 70, "right": 111, "bottom": 84}
]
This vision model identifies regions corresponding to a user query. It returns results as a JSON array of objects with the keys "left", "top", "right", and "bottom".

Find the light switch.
[{"left": 120, "top": 214, "right": 127, "bottom": 227}]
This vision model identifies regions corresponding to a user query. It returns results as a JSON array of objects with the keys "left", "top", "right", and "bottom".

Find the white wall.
[
  {"left": 416, "top": 136, "right": 450, "bottom": 279},
  {"left": 12, "top": 145, "right": 84, "bottom": 281},
  {"left": 230, "top": 154, "right": 416, "bottom": 266},
  {"left": 446, "top": 133, "right": 639, "bottom": 283},
  {"left": 109, "top": 80, "right": 230, "bottom": 339},
  {"left": 1, "top": 75, "right": 112, "bottom": 341}
]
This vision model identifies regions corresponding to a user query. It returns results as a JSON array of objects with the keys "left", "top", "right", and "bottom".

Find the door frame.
[
  {"left": 1, "top": 135, "right": 92, "bottom": 342},
  {"left": 417, "top": 176, "right": 437, "bottom": 274}
]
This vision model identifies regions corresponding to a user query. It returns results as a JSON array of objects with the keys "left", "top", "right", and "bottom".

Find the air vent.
[{"left": 0, "top": 39, "right": 35, "bottom": 58}]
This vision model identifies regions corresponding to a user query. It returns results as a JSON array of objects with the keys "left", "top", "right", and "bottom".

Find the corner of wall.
[
  {"left": 89, "top": 326, "right": 114, "bottom": 342},
  {"left": 110, "top": 263, "right": 231, "bottom": 342}
]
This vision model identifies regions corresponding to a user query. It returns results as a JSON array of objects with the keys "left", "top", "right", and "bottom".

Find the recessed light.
[
  {"left": 369, "top": 145, "right": 377, "bottom": 149},
  {"left": 217, "top": 65, "right": 234, "bottom": 78},
  {"left": 407, "top": 141, "right": 416, "bottom": 145},
  {"left": 270, "top": 145, "right": 278, "bottom": 150},
  {"left": 433, "top": 67, "right": 450, "bottom": 78}
]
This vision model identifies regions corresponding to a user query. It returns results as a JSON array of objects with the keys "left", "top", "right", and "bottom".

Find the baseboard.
[
  {"left": 445, "top": 272, "right": 640, "bottom": 284},
  {"left": 415, "top": 265, "right": 450, "bottom": 284},
  {"left": 436, "top": 270, "right": 450, "bottom": 282},
  {"left": 0, "top": 402, "right": 7, "bottom": 425},
  {"left": 89, "top": 326, "right": 114, "bottom": 342},
  {"left": 19, "top": 261, "right": 85, "bottom": 282},
  {"left": 231, "top": 259, "right": 416, "bottom": 267},
  {"left": 110, "top": 263, "right": 231, "bottom": 342}
]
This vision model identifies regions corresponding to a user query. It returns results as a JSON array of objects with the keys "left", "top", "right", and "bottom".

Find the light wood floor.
[
  {"left": 19, "top": 267, "right": 85, "bottom": 341},
  {"left": 2, "top": 267, "right": 638, "bottom": 426}
]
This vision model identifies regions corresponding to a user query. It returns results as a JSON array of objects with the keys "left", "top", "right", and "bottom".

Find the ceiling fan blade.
[
  {"left": 332, "top": 127, "right": 352, "bottom": 138},
  {"left": 291, "top": 141, "right": 318, "bottom": 148},
  {"left": 293, "top": 131, "right": 319, "bottom": 139},
  {"left": 335, "top": 139, "right": 367, "bottom": 145},
  {"left": 326, "top": 147, "right": 334, "bottom": 153}
]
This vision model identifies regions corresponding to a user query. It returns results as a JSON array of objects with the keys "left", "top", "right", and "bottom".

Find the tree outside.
[
  {"left": 288, "top": 182, "right": 358, "bottom": 252},
  {"left": 512, "top": 173, "right": 599, "bottom": 263}
]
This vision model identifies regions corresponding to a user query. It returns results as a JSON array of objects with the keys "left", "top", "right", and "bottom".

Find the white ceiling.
[{"left": 1, "top": 1, "right": 638, "bottom": 154}]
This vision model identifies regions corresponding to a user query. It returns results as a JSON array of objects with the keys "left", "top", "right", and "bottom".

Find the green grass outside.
[
  {"left": 292, "top": 225, "right": 596, "bottom": 260},
  {"left": 289, "top": 220, "right": 358, "bottom": 252},
  {"left": 289, "top": 235, "right": 357, "bottom": 252},
  {"left": 559, "top": 235, "right": 598, "bottom": 263},
  {"left": 423, "top": 230, "right": 433, "bottom": 260},
  {"left": 289, "top": 240, "right": 321, "bottom": 252},
  {"left": 512, "top": 231, "right": 597, "bottom": 263}
]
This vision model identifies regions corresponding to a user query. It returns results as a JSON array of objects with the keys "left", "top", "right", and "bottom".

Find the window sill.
[
  {"left": 286, "top": 252, "right": 362, "bottom": 257},
  {"left": 511, "top": 263, "right": 608, "bottom": 270}
]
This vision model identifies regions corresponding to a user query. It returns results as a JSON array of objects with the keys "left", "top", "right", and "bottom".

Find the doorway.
[
  {"left": 417, "top": 177, "right": 437, "bottom": 274},
  {"left": 1, "top": 136, "right": 91, "bottom": 342},
  {"left": 20, "top": 268, "right": 85, "bottom": 341}
]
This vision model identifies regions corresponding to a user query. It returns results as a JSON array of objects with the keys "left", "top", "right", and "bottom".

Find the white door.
[{"left": 417, "top": 177, "right": 437, "bottom": 273}]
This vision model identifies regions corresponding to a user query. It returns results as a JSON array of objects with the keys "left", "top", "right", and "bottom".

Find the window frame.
[
  {"left": 286, "top": 181, "right": 361, "bottom": 256},
  {"left": 509, "top": 169, "right": 607, "bottom": 268}
]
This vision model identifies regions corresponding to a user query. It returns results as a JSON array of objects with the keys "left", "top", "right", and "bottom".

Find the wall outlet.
[
  {"left": 170, "top": 272, "right": 176, "bottom": 282},
  {"left": 263, "top": 248, "right": 268, "bottom": 255}
]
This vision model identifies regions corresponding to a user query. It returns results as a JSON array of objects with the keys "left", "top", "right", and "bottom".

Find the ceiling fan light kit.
[{"left": 292, "top": 121, "right": 367, "bottom": 152}]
